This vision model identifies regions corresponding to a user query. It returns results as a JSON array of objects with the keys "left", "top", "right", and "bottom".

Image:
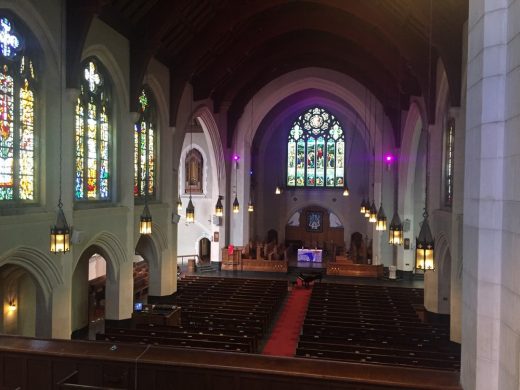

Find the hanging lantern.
[
  {"left": 215, "top": 196, "right": 223, "bottom": 217},
  {"left": 50, "top": 206, "right": 70, "bottom": 254},
  {"left": 275, "top": 185, "right": 282, "bottom": 195},
  {"left": 388, "top": 212, "right": 404, "bottom": 245},
  {"left": 360, "top": 198, "right": 367, "bottom": 214},
  {"left": 375, "top": 203, "right": 387, "bottom": 231},
  {"left": 416, "top": 215, "right": 434, "bottom": 270},
  {"left": 364, "top": 200, "right": 371, "bottom": 218},
  {"left": 139, "top": 203, "right": 152, "bottom": 235},
  {"left": 248, "top": 200, "right": 254, "bottom": 212},
  {"left": 233, "top": 196, "right": 240, "bottom": 213},
  {"left": 186, "top": 197, "right": 195, "bottom": 223},
  {"left": 343, "top": 184, "right": 350, "bottom": 197},
  {"left": 368, "top": 201, "right": 377, "bottom": 223},
  {"left": 177, "top": 197, "right": 182, "bottom": 213}
]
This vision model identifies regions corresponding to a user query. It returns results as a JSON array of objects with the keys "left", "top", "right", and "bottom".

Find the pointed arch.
[
  {"left": 0, "top": 246, "right": 63, "bottom": 307},
  {"left": 134, "top": 86, "right": 157, "bottom": 199},
  {"left": 195, "top": 105, "right": 225, "bottom": 187},
  {"left": 74, "top": 231, "right": 126, "bottom": 282}
]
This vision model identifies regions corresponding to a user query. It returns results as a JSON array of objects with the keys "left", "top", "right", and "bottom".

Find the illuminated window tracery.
[
  {"left": 134, "top": 88, "right": 156, "bottom": 199},
  {"left": 75, "top": 59, "right": 111, "bottom": 200},
  {"left": 0, "top": 17, "right": 37, "bottom": 201},
  {"left": 287, "top": 107, "right": 344, "bottom": 188}
]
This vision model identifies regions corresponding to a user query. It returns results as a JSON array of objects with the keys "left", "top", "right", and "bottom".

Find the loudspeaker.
[
  {"left": 212, "top": 215, "right": 222, "bottom": 226},
  {"left": 171, "top": 213, "right": 181, "bottom": 224},
  {"left": 403, "top": 219, "right": 411, "bottom": 232},
  {"left": 71, "top": 229, "right": 84, "bottom": 244}
]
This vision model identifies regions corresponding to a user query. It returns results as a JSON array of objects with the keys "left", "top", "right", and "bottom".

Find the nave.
[{"left": 0, "top": 273, "right": 461, "bottom": 390}]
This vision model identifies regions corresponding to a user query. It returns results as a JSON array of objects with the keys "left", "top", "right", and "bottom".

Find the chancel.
[{"left": 0, "top": 1, "right": 517, "bottom": 389}]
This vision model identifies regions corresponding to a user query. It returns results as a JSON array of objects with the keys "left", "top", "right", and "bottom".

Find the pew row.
[{"left": 0, "top": 335, "right": 462, "bottom": 390}]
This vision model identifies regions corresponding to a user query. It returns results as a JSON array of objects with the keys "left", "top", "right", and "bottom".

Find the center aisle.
[{"left": 262, "top": 282, "right": 312, "bottom": 357}]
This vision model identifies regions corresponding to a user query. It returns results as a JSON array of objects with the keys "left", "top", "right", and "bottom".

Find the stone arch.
[
  {"left": 0, "top": 2, "right": 60, "bottom": 70},
  {"left": 0, "top": 247, "right": 63, "bottom": 307},
  {"left": 179, "top": 144, "right": 209, "bottom": 196},
  {"left": 74, "top": 231, "right": 126, "bottom": 283},
  {"left": 0, "top": 247, "right": 61, "bottom": 338},
  {"left": 285, "top": 202, "right": 347, "bottom": 230},
  {"left": 82, "top": 44, "right": 129, "bottom": 114},
  {"left": 196, "top": 105, "right": 226, "bottom": 189},
  {"left": 142, "top": 73, "right": 169, "bottom": 198},
  {"left": 194, "top": 233, "right": 212, "bottom": 260},
  {"left": 235, "top": 68, "right": 387, "bottom": 152}
]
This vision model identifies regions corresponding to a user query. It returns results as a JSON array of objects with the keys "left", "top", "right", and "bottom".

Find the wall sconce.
[{"left": 8, "top": 299, "right": 16, "bottom": 312}]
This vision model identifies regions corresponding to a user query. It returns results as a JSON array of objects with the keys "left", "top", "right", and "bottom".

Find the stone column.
[{"left": 463, "top": 1, "right": 507, "bottom": 389}]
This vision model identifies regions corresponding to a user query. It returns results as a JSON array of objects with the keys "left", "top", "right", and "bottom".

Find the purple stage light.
[
  {"left": 233, "top": 154, "right": 240, "bottom": 161},
  {"left": 384, "top": 153, "right": 395, "bottom": 164}
]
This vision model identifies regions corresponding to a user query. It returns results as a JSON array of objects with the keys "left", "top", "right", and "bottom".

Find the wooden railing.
[
  {"left": 0, "top": 335, "right": 461, "bottom": 390},
  {"left": 176, "top": 254, "right": 199, "bottom": 267}
]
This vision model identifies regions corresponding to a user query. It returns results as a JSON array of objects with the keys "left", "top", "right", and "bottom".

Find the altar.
[{"left": 297, "top": 249, "right": 323, "bottom": 262}]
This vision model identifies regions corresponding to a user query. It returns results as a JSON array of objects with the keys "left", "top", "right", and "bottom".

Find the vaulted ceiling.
[{"left": 67, "top": 0, "right": 467, "bottom": 144}]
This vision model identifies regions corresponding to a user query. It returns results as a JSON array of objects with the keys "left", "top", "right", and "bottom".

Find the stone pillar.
[{"left": 463, "top": 1, "right": 508, "bottom": 389}]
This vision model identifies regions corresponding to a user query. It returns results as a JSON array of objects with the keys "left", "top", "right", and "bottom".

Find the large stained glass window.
[
  {"left": 0, "top": 17, "right": 37, "bottom": 201},
  {"left": 134, "top": 88, "right": 156, "bottom": 199},
  {"left": 287, "top": 107, "right": 344, "bottom": 188},
  {"left": 444, "top": 118, "right": 455, "bottom": 208},
  {"left": 75, "top": 59, "right": 111, "bottom": 200}
]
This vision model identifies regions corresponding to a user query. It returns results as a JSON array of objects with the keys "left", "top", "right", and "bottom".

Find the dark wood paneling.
[{"left": 0, "top": 335, "right": 461, "bottom": 390}]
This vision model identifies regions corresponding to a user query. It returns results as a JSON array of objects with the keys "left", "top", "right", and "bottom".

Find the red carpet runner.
[{"left": 262, "top": 281, "right": 312, "bottom": 356}]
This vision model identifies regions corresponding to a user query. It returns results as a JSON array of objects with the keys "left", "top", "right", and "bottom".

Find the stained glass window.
[
  {"left": 75, "top": 58, "right": 111, "bottom": 200},
  {"left": 134, "top": 88, "right": 156, "bottom": 199},
  {"left": 0, "top": 17, "right": 37, "bottom": 202},
  {"left": 287, "top": 107, "right": 344, "bottom": 188},
  {"left": 444, "top": 118, "right": 455, "bottom": 207}
]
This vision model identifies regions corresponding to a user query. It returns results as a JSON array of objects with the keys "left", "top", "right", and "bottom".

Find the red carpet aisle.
[{"left": 262, "top": 281, "right": 312, "bottom": 356}]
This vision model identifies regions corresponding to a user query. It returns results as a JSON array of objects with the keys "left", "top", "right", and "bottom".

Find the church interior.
[{"left": 0, "top": 0, "right": 517, "bottom": 389}]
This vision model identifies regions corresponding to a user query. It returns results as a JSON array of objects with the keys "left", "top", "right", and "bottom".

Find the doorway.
[{"left": 199, "top": 237, "right": 211, "bottom": 262}]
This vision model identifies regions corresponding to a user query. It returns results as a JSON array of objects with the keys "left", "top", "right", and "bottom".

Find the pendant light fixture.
[
  {"left": 416, "top": 127, "right": 434, "bottom": 270},
  {"left": 416, "top": 0, "right": 435, "bottom": 271},
  {"left": 215, "top": 195, "right": 223, "bottom": 216},
  {"left": 368, "top": 199, "right": 378, "bottom": 223},
  {"left": 185, "top": 99, "right": 195, "bottom": 223},
  {"left": 376, "top": 203, "right": 387, "bottom": 231},
  {"left": 275, "top": 185, "right": 282, "bottom": 195},
  {"left": 139, "top": 175, "right": 152, "bottom": 235},
  {"left": 139, "top": 174, "right": 152, "bottom": 235},
  {"left": 50, "top": 7, "right": 70, "bottom": 254},
  {"left": 360, "top": 198, "right": 367, "bottom": 214},
  {"left": 233, "top": 157, "right": 240, "bottom": 213},
  {"left": 368, "top": 95, "right": 378, "bottom": 224},
  {"left": 343, "top": 116, "right": 355, "bottom": 198},
  {"left": 376, "top": 105, "right": 387, "bottom": 231},
  {"left": 389, "top": 55, "right": 404, "bottom": 245},
  {"left": 388, "top": 211, "right": 404, "bottom": 245},
  {"left": 248, "top": 98, "right": 255, "bottom": 212},
  {"left": 176, "top": 196, "right": 182, "bottom": 213}
]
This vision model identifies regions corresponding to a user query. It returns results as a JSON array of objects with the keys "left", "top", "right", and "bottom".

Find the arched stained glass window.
[
  {"left": 134, "top": 88, "right": 156, "bottom": 199},
  {"left": 0, "top": 17, "right": 37, "bottom": 201},
  {"left": 443, "top": 118, "right": 455, "bottom": 207},
  {"left": 185, "top": 148, "right": 203, "bottom": 194},
  {"left": 287, "top": 107, "right": 345, "bottom": 188},
  {"left": 75, "top": 58, "right": 111, "bottom": 200}
]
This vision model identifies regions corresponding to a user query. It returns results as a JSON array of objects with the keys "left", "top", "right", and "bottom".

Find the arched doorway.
[
  {"left": 135, "top": 235, "right": 155, "bottom": 303},
  {"left": 0, "top": 264, "right": 47, "bottom": 337},
  {"left": 198, "top": 237, "right": 211, "bottom": 262},
  {"left": 72, "top": 246, "right": 112, "bottom": 340}
]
